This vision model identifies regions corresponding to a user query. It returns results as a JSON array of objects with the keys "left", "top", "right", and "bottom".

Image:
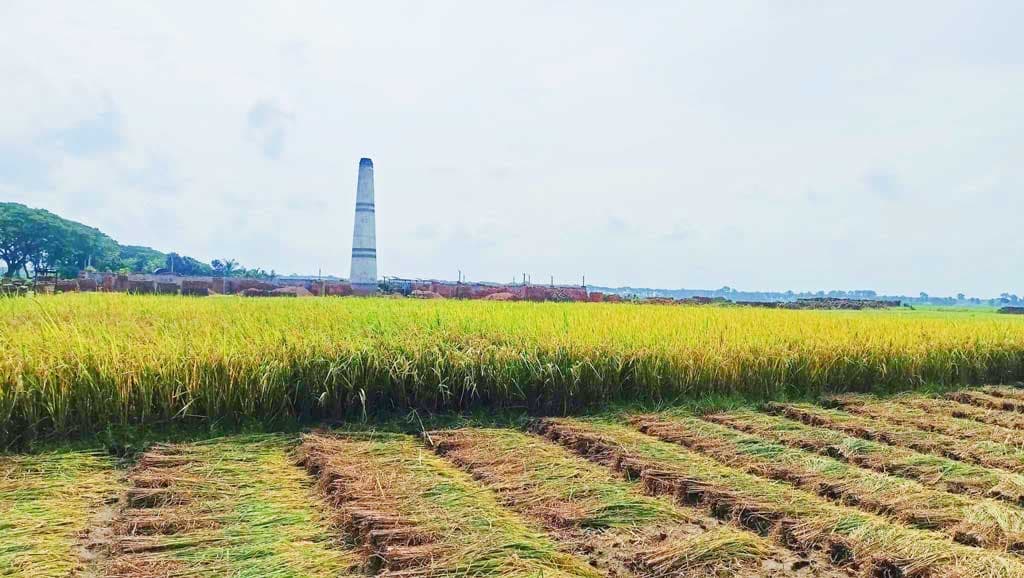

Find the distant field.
[{"left": 1, "top": 293, "right": 1023, "bottom": 442}]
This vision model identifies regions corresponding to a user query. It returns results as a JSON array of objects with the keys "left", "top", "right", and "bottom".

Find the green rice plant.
[
  {"left": 769, "top": 402, "right": 1024, "bottom": 473},
  {"left": 536, "top": 417, "right": 1024, "bottom": 577},
  {"left": 707, "top": 410, "right": 1024, "bottom": 504},
  {"left": 831, "top": 394, "right": 1023, "bottom": 448},
  {"left": 0, "top": 450, "right": 121, "bottom": 577},
  {"left": 298, "top": 432, "right": 603, "bottom": 577},
  {"left": 107, "top": 434, "right": 358, "bottom": 577},
  {"left": 902, "top": 396, "right": 1024, "bottom": 431},
  {"left": 427, "top": 428, "right": 826, "bottom": 577},
  {"left": 635, "top": 413, "right": 1024, "bottom": 551},
  {"left": 3, "top": 294, "right": 1024, "bottom": 442}
]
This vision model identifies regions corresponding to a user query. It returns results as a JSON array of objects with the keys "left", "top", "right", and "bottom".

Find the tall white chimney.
[{"left": 350, "top": 158, "right": 377, "bottom": 295}]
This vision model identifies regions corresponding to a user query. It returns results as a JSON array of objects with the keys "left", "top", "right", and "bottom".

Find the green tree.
[
  {"left": 211, "top": 258, "right": 241, "bottom": 277},
  {"left": 165, "top": 253, "right": 213, "bottom": 276},
  {"left": 117, "top": 245, "right": 167, "bottom": 273},
  {"left": 0, "top": 203, "right": 51, "bottom": 276},
  {"left": 0, "top": 203, "right": 117, "bottom": 277}
]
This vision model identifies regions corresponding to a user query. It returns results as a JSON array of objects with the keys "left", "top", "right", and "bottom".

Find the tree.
[
  {"left": 211, "top": 258, "right": 241, "bottom": 277},
  {"left": 117, "top": 245, "right": 166, "bottom": 273},
  {"left": 165, "top": 253, "right": 213, "bottom": 276},
  {"left": 0, "top": 203, "right": 50, "bottom": 276},
  {"left": 0, "top": 202, "right": 118, "bottom": 277},
  {"left": 1, "top": 203, "right": 266, "bottom": 278}
]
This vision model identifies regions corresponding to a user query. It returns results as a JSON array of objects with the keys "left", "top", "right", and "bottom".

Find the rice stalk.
[
  {"left": 535, "top": 417, "right": 1024, "bottom": 577},
  {"left": 707, "top": 410, "right": 1024, "bottom": 505},
  {"left": 4, "top": 294, "right": 1024, "bottom": 442},
  {"left": 768, "top": 402, "right": 1024, "bottom": 473},
  {"left": 298, "top": 431, "right": 603, "bottom": 577}
]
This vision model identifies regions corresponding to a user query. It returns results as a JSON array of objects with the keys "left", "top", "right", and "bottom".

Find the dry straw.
[
  {"left": 707, "top": 409, "right": 1024, "bottom": 504},
  {"left": 427, "top": 428, "right": 822, "bottom": 576},
  {"left": 769, "top": 402, "right": 1024, "bottom": 473},
  {"left": 298, "top": 431, "right": 603, "bottom": 577},
  {"left": 0, "top": 450, "right": 121, "bottom": 577},
  {"left": 536, "top": 417, "right": 1024, "bottom": 577},
  {"left": 635, "top": 413, "right": 1024, "bottom": 551}
]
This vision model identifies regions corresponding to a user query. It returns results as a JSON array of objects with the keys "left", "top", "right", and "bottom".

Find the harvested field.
[
  {"left": 767, "top": 402, "right": 1024, "bottom": 473},
  {"left": 298, "top": 432, "right": 603, "bottom": 577},
  {"left": 4, "top": 294, "right": 1024, "bottom": 443},
  {"left": 105, "top": 434, "right": 357, "bottom": 577},
  {"left": 0, "top": 451, "right": 121, "bottom": 577},
  {"left": 427, "top": 428, "right": 839, "bottom": 576},
  {"left": 707, "top": 409, "right": 1024, "bottom": 504},
  {"left": 981, "top": 385, "right": 1024, "bottom": 401},
  {"left": 633, "top": 414, "right": 1024, "bottom": 551},
  {"left": 535, "top": 417, "right": 1024, "bottom": 577},
  {"left": 950, "top": 390, "right": 1024, "bottom": 414},
  {"left": 15, "top": 387, "right": 1024, "bottom": 576},
  {"left": 829, "top": 394, "right": 1023, "bottom": 448},
  {"left": 901, "top": 395, "right": 1024, "bottom": 431}
]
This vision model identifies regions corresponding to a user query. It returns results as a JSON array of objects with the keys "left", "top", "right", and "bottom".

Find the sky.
[{"left": 1, "top": 1, "right": 1021, "bottom": 297}]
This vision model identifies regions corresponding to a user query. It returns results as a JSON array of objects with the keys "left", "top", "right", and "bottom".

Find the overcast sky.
[{"left": 1, "top": 1, "right": 1021, "bottom": 296}]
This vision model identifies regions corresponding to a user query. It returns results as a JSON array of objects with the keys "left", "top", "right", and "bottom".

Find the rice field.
[
  {"left": 2, "top": 294, "right": 1024, "bottom": 443},
  {"left": 6, "top": 295, "right": 1024, "bottom": 576},
  {"left": 5, "top": 388, "right": 1024, "bottom": 576}
]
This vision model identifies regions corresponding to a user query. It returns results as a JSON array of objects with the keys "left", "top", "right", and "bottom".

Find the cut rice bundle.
[
  {"left": 536, "top": 417, "right": 1024, "bottom": 578},
  {"left": 707, "top": 410, "right": 1024, "bottom": 505},
  {"left": 298, "top": 431, "right": 603, "bottom": 578}
]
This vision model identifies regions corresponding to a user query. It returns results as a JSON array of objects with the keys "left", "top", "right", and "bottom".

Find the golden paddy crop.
[{"left": 1, "top": 293, "right": 1023, "bottom": 442}]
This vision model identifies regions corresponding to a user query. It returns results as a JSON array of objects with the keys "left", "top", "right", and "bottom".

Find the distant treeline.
[
  {"left": 0, "top": 203, "right": 271, "bottom": 278},
  {"left": 593, "top": 286, "right": 1022, "bottom": 308}
]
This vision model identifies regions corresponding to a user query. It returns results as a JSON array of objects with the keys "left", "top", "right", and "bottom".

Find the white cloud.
[{"left": 0, "top": 0, "right": 1022, "bottom": 296}]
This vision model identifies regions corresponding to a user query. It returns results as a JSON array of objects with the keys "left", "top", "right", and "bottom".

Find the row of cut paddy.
[{"left": 534, "top": 417, "right": 1024, "bottom": 577}]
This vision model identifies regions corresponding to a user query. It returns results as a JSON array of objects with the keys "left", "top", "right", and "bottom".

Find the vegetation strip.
[
  {"left": 5, "top": 294, "right": 1024, "bottom": 444},
  {"left": 534, "top": 417, "right": 1024, "bottom": 577},
  {"left": 105, "top": 434, "right": 357, "bottom": 577},
  {"left": 0, "top": 450, "right": 121, "bottom": 577},
  {"left": 767, "top": 402, "right": 1024, "bottom": 473},
  {"left": 427, "top": 428, "right": 836, "bottom": 577},
  {"left": 829, "top": 395, "right": 1023, "bottom": 448},
  {"left": 634, "top": 414, "right": 1024, "bottom": 551},
  {"left": 902, "top": 396, "right": 1024, "bottom": 431},
  {"left": 298, "top": 431, "right": 602, "bottom": 577},
  {"left": 704, "top": 410, "right": 1024, "bottom": 505},
  {"left": 949, "top": 390, "right": 1024, "bottom": 414}
]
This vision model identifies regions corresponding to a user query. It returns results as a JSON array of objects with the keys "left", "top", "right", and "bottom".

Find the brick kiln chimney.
[{"left": 350, "top": 158, "right": 377, "bottom": 295}]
